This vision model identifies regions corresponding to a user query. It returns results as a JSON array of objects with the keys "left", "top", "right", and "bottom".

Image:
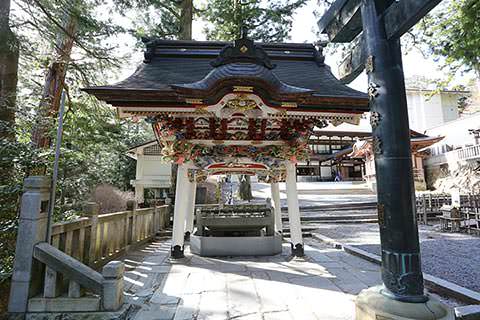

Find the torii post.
[{"left": 319, "top": 1, "right": 454, "bottom": 319}]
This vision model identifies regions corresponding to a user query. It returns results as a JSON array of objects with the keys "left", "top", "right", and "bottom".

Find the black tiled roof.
[{"left": 90, "top": 39, "right": 367, "bottom": 100}]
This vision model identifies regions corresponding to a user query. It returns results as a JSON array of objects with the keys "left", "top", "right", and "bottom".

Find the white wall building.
[
  {"left": 426, "top": 112, "right": 480, "bottom": 153},
  {"left": 424, "top": 112, "right": 480, "bottom": 175},
  {"left": 406, "top": 89, "right": 465, "bottom": 132},
  {"left": 127, "top": 141, "right": 172, "bottom": 204}
]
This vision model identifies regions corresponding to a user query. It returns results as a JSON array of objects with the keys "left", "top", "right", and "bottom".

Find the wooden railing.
[
  {"left": 415, "top": 194, "right": 480, "bottom": 227},
  {"left": 49, "top": 201, "right": 170, "bottom": 269},
  {"left": 415, "top": 193, "right": 451, "bottom": 224},
  {"left": 29, "top": 202, "right": 170, "bottom": 312},
  {"left": 426, "top": 144, "right": 480, "bottom": 166},
  {"left": 9, "top": 176, "right": 173, "bottom": 315},
  {"left": 457, "top": 144, "right": 480, "bottom": 161}
]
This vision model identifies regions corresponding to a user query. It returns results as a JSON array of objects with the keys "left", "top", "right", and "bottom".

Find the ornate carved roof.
[
  {"left": 210, "top": 36, "right": 275, "bottom": 69},
  {"left": 83, "top": 37, "right": 369, "bottom": 115}
]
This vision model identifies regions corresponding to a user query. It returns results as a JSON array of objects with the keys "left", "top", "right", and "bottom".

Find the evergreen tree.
[
  {"left": 417, "top": 0, "right": 480, "bottom": 79},
  {"left": 203, "top": 0, "right": 307, "bottom": 42},
  {"left": 114, "top": 0, "right": 193, "bottom": 40},
  {"left": 0, "top": 0, "right": 18, "bottom": 175},
  {"left": 403, "top": 0, "right": 480, "bottom": 95},
  {"left": 0, "top": 0, "right": 143, "bottom": 279}
]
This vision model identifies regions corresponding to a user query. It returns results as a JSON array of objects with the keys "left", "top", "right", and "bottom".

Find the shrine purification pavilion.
[{"left": 84, "top": 35, "right": 369, "bottom": 258}]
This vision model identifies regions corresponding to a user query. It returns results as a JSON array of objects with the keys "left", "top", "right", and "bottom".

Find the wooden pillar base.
[{"left": 355, "top": 286, "right": 454, "bottom": 320}]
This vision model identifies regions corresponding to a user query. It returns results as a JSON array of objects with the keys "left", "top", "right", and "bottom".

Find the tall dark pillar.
[{"left": 361, "top": 0, "right": 427, "bottom": 303}]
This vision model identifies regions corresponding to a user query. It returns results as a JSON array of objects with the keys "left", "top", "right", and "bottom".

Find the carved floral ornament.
[
  {"left": 370, "top": 111, "right": 381, "bottom": 129},
  {"left": 157, "top": 141, "right": 311, "bottom": 168},
  {"left": 372, "top": 136, "right": 382, "bottom": 155},
  {"left": 208, "top": 93, "right": 277, "bottom": 119},
  {"left": 365, "top": 55, "right": 375, "bottom": 74},
  {"left": 225, "top": 94, "right": 258, "bottom": 112},
  {"left": 368, "top": 82, "right": 380, "bottom": 99}
]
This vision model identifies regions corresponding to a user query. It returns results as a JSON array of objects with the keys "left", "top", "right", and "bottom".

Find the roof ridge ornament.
[{"left": 211, "top": 36, "right": 276, "bottom": 70}]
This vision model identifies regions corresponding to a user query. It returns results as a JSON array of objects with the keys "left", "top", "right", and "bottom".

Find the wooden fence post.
[
  {"left": 422, "top": 195, "right": 427, "bottom": 225},
  {"left": 127, "top": 200, "right": 137, "bottom": 245},
  {"left": 85, "top": 202, "right": 100, "bottom": 267},
  {"left": 165, "top": 197, "right": 172, "bottom": 229}
]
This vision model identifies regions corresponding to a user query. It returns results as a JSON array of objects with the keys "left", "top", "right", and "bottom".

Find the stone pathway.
[
  {"left": 121, "top": 239, "right": 382, "bottom": 320},
  {"left": 314, "top": 223, "right": 480, "bottom": 293}
]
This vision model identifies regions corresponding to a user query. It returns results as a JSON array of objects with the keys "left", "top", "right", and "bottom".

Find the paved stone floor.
[
  {"left": 314, "top": 223, "right": 480, "bottom": 293},
  {"left": 121, "top": 239, "right": 382, "bottom": 320}
]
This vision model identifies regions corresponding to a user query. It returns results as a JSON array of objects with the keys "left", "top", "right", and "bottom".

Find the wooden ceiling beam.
[
  {"left": 338, "top": 35, "right": 366, "bottom": 84},
  {"left": 330, "top": 0, "right": 442, "bottom": 83},
  {"left": 317, "top": 0, "right": 396, "bottom": 43},
  {"left": 384, "top": 0, "right": 442, "bottom": 40},
  {"left": 317, "top": 0, "right": 363, "bottom": 43}
]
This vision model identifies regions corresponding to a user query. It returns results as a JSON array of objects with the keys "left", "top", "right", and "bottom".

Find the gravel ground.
[{"left": 314, "top": 223, "right": 480, "bottom": 293}]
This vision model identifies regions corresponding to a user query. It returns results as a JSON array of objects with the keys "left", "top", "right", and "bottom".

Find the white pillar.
[
  {"left": 185, "top": 180, "right": 197, "bottom": 236},
  {"left": 171, "top": 164, "right": 189, "bottom": 258},
  {"left": 271, "top": 182, "right": 282, "bottom": 233},
  {"left": 285, "top": 161, "right": 304, "bottom": 256},
  {"left": 135, "top": 184, "right": 144, "bottom": 204}
]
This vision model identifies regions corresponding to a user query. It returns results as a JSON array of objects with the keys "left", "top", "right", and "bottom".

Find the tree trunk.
[
  {"left": 179, "top": 0, "right": 193, "bottom": 40},
  {"left": 168, "top": 0, "right": 193, "bottom": 199},
  {"left": 31, "top": 7, "right": 78, "bottom": 149},
  {"left": 0, "top": 0, "right": 19, "bottom": 178}
]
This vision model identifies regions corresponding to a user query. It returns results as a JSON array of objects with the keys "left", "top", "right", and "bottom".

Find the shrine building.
[{"left": 84, "top": 35, "right": 369, "bottom": 258}]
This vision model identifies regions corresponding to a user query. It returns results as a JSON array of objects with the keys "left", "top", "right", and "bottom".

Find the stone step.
[
  {"left": 282, "top": 232, "right": 313, "bottom": 238},
  {"left": 282, "top": 202, "right": 377, "bottom": 212},
  {"left": 282, "top": 214, "right": 378, "bottom": 222},
  {"left": 156, "top": 230, "right": 172, "bottom": 237},
  {"left": 302, "top": 219, "right": 378, "bottom": 224}
]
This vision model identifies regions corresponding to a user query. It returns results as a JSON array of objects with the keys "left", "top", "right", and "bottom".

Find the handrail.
[
  {"left": 8, "top": 177, "right": 161, "bottom": 315},
  {"left": 49, "top": 204, "right": 170, "bottom": 269},
  {"left": 32, "top": 242, "right": 125, "bottom": 312},
  {"left": 34, "top": 242, "right": 103, "bottom": 294}
]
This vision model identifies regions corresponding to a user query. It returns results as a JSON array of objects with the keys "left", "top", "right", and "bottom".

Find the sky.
[
  {"left": 187, "top": 0, "right": 459, "bottom": 93},
  {"left": 69, "top": 0, "right": 470, "bottom": 92}
]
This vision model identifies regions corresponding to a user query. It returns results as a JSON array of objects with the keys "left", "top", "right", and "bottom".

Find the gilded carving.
[
  {"left": 365, "top": 55, "right": 375, "bottom": 73},
  {"left": 186, "top": 98, "right": 203, "bottom": 105},
  {"left": 233, "top": 86, "right": 254, "bottom": 93},
  {"left": 370, "top": 111, "right": 381, "bottom": 129},
  {"left": 281, "top": 102, "right": 298, "bottom": 108},
  {"left": 195, "top": 106, "right": 209, "bottom": 114},
  {"left": 368, "top": 82, "right": 380, "bottom": 99},
  {"left": 372, "top": 136, "right": 382, "bottom": 155},
  {"left": 226, "top": 94, "right": 258, "bottom": 111}
]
